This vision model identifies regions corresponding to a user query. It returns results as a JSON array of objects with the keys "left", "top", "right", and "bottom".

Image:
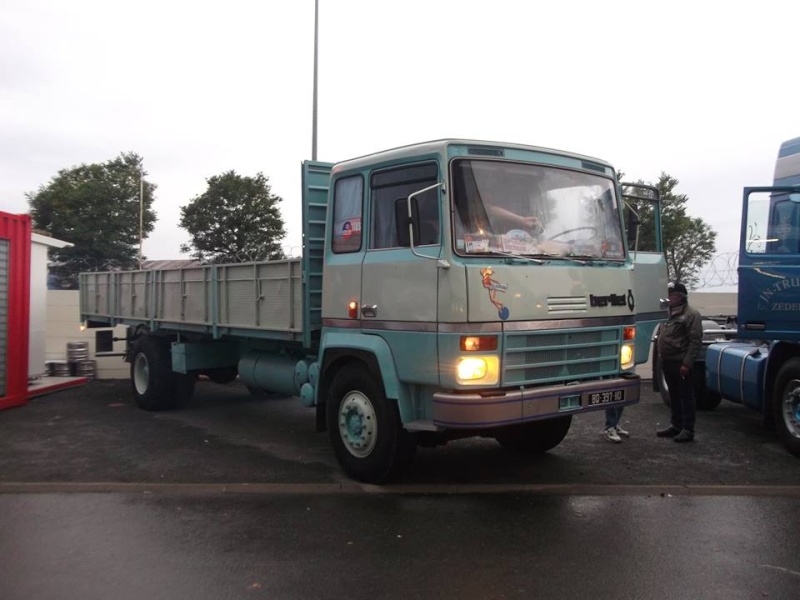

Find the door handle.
[{"left": 361, "top": 304, "right": 378, "bottom": 318}]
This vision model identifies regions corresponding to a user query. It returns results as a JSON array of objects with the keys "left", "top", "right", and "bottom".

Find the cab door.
[
  {"left": 622, "top": 183, "right": 669, "bottom": 364},
  {"left": 360, "top": 162, "right": 442, "bottom": 385}
]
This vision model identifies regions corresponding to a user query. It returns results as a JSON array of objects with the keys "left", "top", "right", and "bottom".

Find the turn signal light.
[
  {"left": 623, "top": 326, "right": 635, "bottom": 341},
  {"left": 348, "top": 301, "right": 358, "bottom": 319},
  {"left": 460, "top": 336, "right": 498, "bottom": 351}
]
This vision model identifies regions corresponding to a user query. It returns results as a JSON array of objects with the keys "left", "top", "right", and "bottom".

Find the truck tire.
[
  {"left": 773, "top": 358, "right": 800, "bottom": 458},
  {"left": 495, "top": 416, "right": 572, "bottom": 454},
  {"left": 326, "top": 364, "right": 416, "bottom": 483},
  {"left": 654, "top": 358, "right": 671, "bottom": 406},
  {"left": 692, "top": 367, "right": 721, "bottom": 411},
  {"left": 130, "top": 337, "right": 195, "bottom": 411},
  {"left": 655, "top": 361, "right": 721, "bottom": 411},
  {"left": 246, "top": 384, "right": 269, "bottom": 398},
  {"left": 206, "top": 366, "right": 238, "bottom": 384}
]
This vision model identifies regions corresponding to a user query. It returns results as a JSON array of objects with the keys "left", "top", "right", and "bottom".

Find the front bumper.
[{"left": 432, "top": 374, "right": 640, "bottom": 428}]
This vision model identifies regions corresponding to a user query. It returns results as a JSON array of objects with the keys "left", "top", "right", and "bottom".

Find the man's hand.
[
  {"left": 520, "top": 216, "right": 543, "bottom": 234},
  {"left": 680, "top": 364, "right": 691, "bottom": 379}
]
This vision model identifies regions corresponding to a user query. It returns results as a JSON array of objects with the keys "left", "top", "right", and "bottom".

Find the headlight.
[
  {"left": 456, "top": 356, "right": 499, "bottom": 386},
  {"left": 620, "top": 344, "right": 635, "bottom": 370}
]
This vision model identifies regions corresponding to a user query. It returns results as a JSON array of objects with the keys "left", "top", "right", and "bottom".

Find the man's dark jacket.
[{"left": 656, "top": 302, "right": 703, "bottom": 367}]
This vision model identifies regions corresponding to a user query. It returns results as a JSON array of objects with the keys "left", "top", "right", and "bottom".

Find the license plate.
[{"left": 588, "top": 389, "right": 625, "bottom": 405}]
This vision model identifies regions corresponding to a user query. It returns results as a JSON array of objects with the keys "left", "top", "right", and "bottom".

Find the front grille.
[
  {"left": 547, "top": 295, "right": 588, "bottom": 313},
  {"left": 502, "top": 326, "right": 620, "bottom": 386}
]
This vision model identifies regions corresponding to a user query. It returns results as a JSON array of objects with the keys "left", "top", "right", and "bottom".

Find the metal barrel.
[
  {"left": 66, "top": 341, "right": 90, "bottom": 363},
  {"left": 74, "top": 360, "right": 97, "bottom": 380},
  {"left": 48, "top": 360, "right": 73, "bottom": 377}
]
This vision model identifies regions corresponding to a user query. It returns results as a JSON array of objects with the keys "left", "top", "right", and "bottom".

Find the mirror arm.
[
  {"left": 407, "top": 182, "right": 447, "bottom": 265},
  {"left": 623, "top": 200, "right": 642, "bottom": 261}
]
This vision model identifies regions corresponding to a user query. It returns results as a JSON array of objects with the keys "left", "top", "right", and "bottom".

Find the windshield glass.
[{"left": 451, "top": 159, "right": 625, "bottom": 260}]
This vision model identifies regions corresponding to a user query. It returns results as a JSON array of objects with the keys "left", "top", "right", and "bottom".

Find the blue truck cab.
[{"left": 705, "top": 136, "right": 800, "bottom": 457}]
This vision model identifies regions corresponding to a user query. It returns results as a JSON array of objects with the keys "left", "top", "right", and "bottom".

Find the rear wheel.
[
  {"left": 773, "top": 358, "right": 800, "bottom": 457},
  {"left": 495, "top": 416, "right": 572, "bottom": 454},
  {"left": 654, "top": 358, "right": 671, "bottom": 407},
  {"left": 246, "top": 384, "right": 269, "bottom": 398},
  {"left": 326, "top": 364, "right": 416, "bottom": 483},
  {"left": 692, "top": 366, "right": 721, "bottom": 411},
  {"left": 130, "top": 336, "right": 195, "bottom": 411},
  {"left": 206, "top": 366, "right": 238, "bottom": 384}
]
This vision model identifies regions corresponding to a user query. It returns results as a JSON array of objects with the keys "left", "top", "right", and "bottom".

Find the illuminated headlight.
[
  {"left": 620, "top": 344, "right": 635, "bottom": 370},
  {"left": 456, "top": 356, "right": 499, "bottom": 386}
]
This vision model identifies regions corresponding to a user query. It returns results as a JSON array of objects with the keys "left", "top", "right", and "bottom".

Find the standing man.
[{"left": 656, "top": 282, "right": 703, "bottom": 442}]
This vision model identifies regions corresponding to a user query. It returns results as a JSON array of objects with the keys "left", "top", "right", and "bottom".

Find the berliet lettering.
[{"left": 589, "top": 291, "right": 628, "bottom": 308}]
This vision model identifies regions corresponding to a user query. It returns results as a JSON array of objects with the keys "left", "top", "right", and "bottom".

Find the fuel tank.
[{"left": 705, "top": 342, "right": 768, "bottom": 410}]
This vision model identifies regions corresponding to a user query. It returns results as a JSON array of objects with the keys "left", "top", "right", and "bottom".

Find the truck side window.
[
  {"left": 370, "top": 163, "right": 439, "bottom": 249},
  {"left": 622, "top": 201, "right": 659, "bottom": 252},
  {"left": 768, "top": 199, "right": 799, "bottom": 254},
  {"left": 331, "top": 175, "right": 364, "bottom": 253}
]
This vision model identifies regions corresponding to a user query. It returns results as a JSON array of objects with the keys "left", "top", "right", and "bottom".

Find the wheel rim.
[
  {"left": 782, "top": 379, "right": 800, "bottom": 440},
  {"left": 338, "top": 390, "right": 377, "bottom": 458},
  {"left": 133, "top": 353, "right": 150, "bottom": 395}
]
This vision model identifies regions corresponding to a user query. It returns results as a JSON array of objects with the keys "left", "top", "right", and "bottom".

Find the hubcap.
[
  {"left": 783, "top": 379, "right": 800, "bottom": 439},
  {"left": 338, "top": 390, "right": 377, "bottom": 458},
  {"left": 133, "top": 353, "right": 150, "bottom": 395}
]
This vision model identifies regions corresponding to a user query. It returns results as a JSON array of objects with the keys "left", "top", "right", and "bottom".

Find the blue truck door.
[{"left": 738, "top": 138, "right": 800, "bottom": 341}]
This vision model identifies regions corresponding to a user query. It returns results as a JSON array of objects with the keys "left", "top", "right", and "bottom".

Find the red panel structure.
[{"left": 0, "top": 211, "right": 31, "bottom": 410}]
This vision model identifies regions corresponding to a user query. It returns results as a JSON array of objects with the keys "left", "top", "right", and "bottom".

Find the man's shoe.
[
  {"left": 604, "top": 428, "right": 622, "bottom": 443},
  {"left": 615, "top": 425, "right": 630, "bottom": 438},
  {"left": 674, "top": 430, "right": 695, "bottom": 443},
  {"left": 656, "top": 426, "right": 681, "bottom": 438}
]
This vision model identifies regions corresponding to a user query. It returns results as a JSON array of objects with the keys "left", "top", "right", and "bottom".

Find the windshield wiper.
[
  {"left": 559, "top": 255, "right": 625, "bottom": 266},
  {"left": 477, "top": 250, "right": 546, "bottom": 264}
]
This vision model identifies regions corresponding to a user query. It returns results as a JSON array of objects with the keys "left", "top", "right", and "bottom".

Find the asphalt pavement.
[
  {"left": 1, "top": 378, "right": 798, "bottom": 489},
  {"left": 2, "top": 379, "right": 800, "bottom": 600}
]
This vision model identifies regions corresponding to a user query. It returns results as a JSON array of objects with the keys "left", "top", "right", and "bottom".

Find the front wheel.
[
  {"left": 326, "top": 364, "right": 416, "bottom": 483},
  {"left": 773, "top": 358, "right": 800, "bottom": 457},
  {"left": 495, "top": 416, "right": 572, "bottom": 454}
]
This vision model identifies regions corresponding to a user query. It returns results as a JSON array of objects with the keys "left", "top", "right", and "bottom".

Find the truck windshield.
[{"left": 451, "top": 159, "right": 625, "bottom": 260}]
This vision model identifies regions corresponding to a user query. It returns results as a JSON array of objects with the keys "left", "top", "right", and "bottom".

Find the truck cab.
[
  {"left": 313, "top": 140, "right": 666, "bottom": 480},
  {"left": 704, "top": 136, "right": 800, "bottom": 457}
]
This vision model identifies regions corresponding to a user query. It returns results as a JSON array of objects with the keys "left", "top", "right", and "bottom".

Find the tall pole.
[
  {"left": 312, "top": 0, "right": 319, "bottom": 160},
  {"left": 139, "top": 164, "right": 144, "bottom": 269}
]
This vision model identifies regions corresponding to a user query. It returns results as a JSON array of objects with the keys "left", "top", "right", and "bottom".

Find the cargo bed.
[{"left": 80, "top": 260, "right": 307, "bottom": 342}]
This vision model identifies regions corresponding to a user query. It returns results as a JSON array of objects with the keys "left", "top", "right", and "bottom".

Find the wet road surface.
[
  {"left": 1, "top": 379, "right": 799, "bottom": 599},
  {"left": 1, "top": 492, "right": 799, "bottom": 600}
]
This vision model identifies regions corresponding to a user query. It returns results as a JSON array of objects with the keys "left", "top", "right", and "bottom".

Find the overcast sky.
[{"left": 2, "top": 0, "right": 798, "bottom": 281}]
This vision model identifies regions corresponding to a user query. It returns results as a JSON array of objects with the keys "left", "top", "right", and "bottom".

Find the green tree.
[
  {"left": 179, "top": 171, "right": 286, "bottom": 263},
  {"left": 27, "top": 152, "right": 156, "bottom": 287},
  {"left": 623, "top": 172, "right": 717, "bottom": 288}
]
